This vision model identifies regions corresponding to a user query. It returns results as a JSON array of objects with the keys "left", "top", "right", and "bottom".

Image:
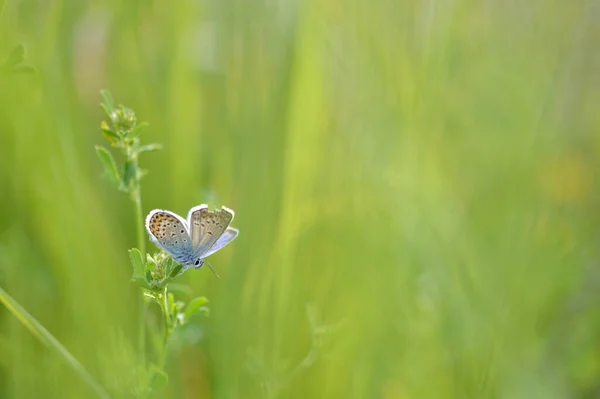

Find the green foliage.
[
  {"left": 148, "top": 365, "right": 168, "bottom": 393},
  {"left": 0, "top": 44, "right": 35, "bottom": 76},
  {"left": 129, "top": 248, "right": 149, "bottom": 289},
  {"left": 2, "top": 1, "right": 600, "bottom": 399},
  {"left": 96, "top": 90, "right": 162, "bottom": 196},
  {"left": 95, "top": 146, "right": 121, "bottom": 186},
  {"left": 0, "top": 287, "right": 110, "bottom": 399},
  {"left": 139, "top": 252, "right": 186, "bottom": 292},
  {"left": 184, "top": 297, "right": 209, "bottom": 321},
  {"left": 97, "top": 94, "right": 209, "bottom": 395}
]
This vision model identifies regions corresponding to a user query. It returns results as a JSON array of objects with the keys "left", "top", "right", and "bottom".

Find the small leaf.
[
  {"left": 122, "top": 159, "right": 136, "bottom": 189},
  {"left": 168, "top": 263, "right": 184, "bottom": 279},
  {"left": 167, "top": 283, "right": 193, "bottom": 297},
  {"left": 164, "top": 258, "right": 172, "bottom": 276},
  {"left": 137, "top": 169, "right": 148, "bottom": 181},
  {"left": 128, "top": 248, "right": 145, "bottom": 280},
  {"left": 148, "top": 364, "right": 168, "bottom": 392},
  {"left": 184, "top": 297, "right": 209, "bottom": 321},
  {"left": 100, "top": 104, "right": 110, "bottom": 118},
  {"left": 168, "top": 293, "right": 176, "bottom": 314},
  {"left": 145, "top": 259, "right": 153, "bottom": 283},
  {"left": 135, "top": 277, "right": 151, "bottom": 290},
  {"left": 138, "top": 143, "right": 163, "bottom": 154},
  {"left": 11, "top": 65, "right": 35, "bottom": 74},
  {"left": 95, "top": 146, "right": 121, "bottom": 186},
  {"left": 157, "top": 280, "right": 167, "bottom": 290},
  {"left": 158, "top": 266, "right": 180, "bottom": 288},
  {"left": 5, "top": 44, "right": 25, "bottom": 69},
  {"left": 165, "top": 258, "right": 180, "bottom": 277},
  {"left": 100, "top": 123, "right": 120, "bottom": 144},
  {"left": 100, "top": 89, "right": 115, "bottom": 116},
  {"left": 145, "top": 272, "right": 153, "bottom": 286},
  {"left": 129, "top": 122, "right": 149, "bottom": 138}
]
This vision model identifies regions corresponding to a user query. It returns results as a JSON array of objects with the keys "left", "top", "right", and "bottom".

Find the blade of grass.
[
  {"left": 132, "top": 184, "right": 147, "bottom": 372},
  {"left": 0, "top": 286, "right": 111, "bottom": 399}
]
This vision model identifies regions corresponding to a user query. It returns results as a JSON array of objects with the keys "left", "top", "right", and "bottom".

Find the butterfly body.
[{"left": 145, "top": 204, "right": 239, "bottom": 273}]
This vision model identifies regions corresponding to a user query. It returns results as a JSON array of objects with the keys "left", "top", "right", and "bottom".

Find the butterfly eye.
[{"left": 194, "top": 259, "right": 201, "bottom": 266}]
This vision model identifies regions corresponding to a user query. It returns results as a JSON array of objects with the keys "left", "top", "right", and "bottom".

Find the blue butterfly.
[{"left": 145, "top": 205, "right": 239, "bottom": 275}]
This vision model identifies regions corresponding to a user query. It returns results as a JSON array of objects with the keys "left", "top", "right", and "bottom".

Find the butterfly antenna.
[{"left": 206, "top": 261, "right": 221, "bottom": 279}]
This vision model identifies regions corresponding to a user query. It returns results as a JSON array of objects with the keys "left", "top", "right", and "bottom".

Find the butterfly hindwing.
[
  {"left": 201, "top": 227, "right": 239, "bottom": 259},
  {"left": 145, "top": 210, "right": 194, "bottom": 265}
]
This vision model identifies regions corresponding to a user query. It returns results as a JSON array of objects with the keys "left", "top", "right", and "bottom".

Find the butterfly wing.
[
  {"left": 187, "top": 205, "right": 235, "bottom": 258},
  {"left": 200, "top": 227, "right": 239, "bottom": 259},
  {"left": 145, "top": 210, "right": 194, "bottom": 265}
]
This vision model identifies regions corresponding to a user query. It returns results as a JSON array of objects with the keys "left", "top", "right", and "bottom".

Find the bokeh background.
[{"left": 2, "top": 1, "right": 600, "bottom": 398}]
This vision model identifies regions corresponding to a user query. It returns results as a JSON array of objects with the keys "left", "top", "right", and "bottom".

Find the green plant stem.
[
  {"left": 0, "top": 286, "right": 111, "bottom": 399},
  {"left": 138, "top": 300, "right": 148, "bottom": 369},
  {"left": 157, "top": 287, "right": 170, "bottom": 370},
  {"left": 131, "top": 181, "right": 149, "bottom": 384},
  {"left": 132, "top": 186, "right": 145, "bottom": 257},
  {"left": 0, "top": 0, "right": 5, "bottom": 23},
  {"left": 129, "top": 154, "right": 148, "bottom": 380}
]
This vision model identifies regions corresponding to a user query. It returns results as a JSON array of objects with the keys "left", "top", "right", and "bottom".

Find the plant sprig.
[
  {"left": 246, "top": 304, "right": 344, "bottom": 399},
  {"left": 96, "top": 90, "right": 163, "bottom": 259},
  {"left": 0, "top": 286, "right": 111, "bottom": 399},
  {"left": 0, "top": 41, "right": 109, "bottom": 399},
  {"left": 0, "top": 44, "right": 35, "bottom": 76},
  {"left": 96, "top": 91, "right": 209, "bottom": 397}
]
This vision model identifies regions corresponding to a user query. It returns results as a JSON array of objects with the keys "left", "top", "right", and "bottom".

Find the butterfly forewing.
[
  {"left": 145, "top": 210, "right": 193, "bottom": 264},
  {"left": 187, "top": 205, "right": 234, "bottom": 258}
]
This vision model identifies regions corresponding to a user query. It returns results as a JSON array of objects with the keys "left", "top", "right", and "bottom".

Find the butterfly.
[{"left": 145, "top": 204, "right": 239, "bottom": 276}]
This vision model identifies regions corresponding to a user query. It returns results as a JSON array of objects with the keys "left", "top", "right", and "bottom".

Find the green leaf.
[
  {"left": 5, "top": 44, "right": 25, "bottom": 69},
  {"left": 145, "top": 261, "right": 153, "bottom": 285},
  {"left": 167, "top": 283, "right": 193, "bottom": 297},
  {"left": 134, "top": 277, "right": 150, "bottom": 290},
  {"left": 145, "top": 253, "right": 157, "bottom": 267},
  {"left": 0, "top": 286, "right": 111, "bottom": 399},
  {"left": 0, "top": 1, "right": 6, "bottom": 22},
  {"left": 148, "top": 364, "right": 168, "bottom": 392},
  {"left": 129, "top": 121, "right": 149, "bottom": 138},
  {"left": 138, "top": 143, "right": 163, "bottom": 154},
  {"left": 95, "top": 146, "right": 121, "bottom": 186},
  {"left": 137, "top": 169, "right": 148, "bottom": 181},
  {"left": 100, "top": 89, "right": 115, "bottom": 116},
  {"left": 122, "top": 159, "right": 136, "bottom": 189},
  {"left": 100, "top": 126, "right": 119, "bottom": 144},
  {"left": 184, "top": 297, "right": 209, "bottom": 321},
  {"left": 165, "top": 257, "right": 176, "bottom": 275},
  {"left": 168, "top": 263, "right": 184, "bottom": 279},
  {"left": 11, "top": 65, "right": 35, "bottom": 74},
  {"left": 128, "top": 248, "right": 145, "bottom": 280}
]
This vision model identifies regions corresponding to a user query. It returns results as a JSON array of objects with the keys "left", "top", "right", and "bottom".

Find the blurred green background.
[{"left": 2, "top": 0, "right": 600, "bottom": 398}]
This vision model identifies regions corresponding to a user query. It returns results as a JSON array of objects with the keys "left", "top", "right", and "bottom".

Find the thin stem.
[
  {"left": 0, "top": 286, "right": 111, "bottom": 399},
  {"left": 133, "top": 186, "right": 145, "bottom": 257},
  {"left": 266, "top": 335, "right": 321, "bottom": 398},
  {"left": 133, "top": 184, "right": 147, "bottom": 364},
  {"left": 0, "top": 0, "right": 5, "bottom": 23},
  {"left": 157, "top": 287, "right": 170, "bottom": 370},
  {"left": 285, "top": 344, "right": 319, "bottom": 383},
  {"left": 138, "top": 300, "right": 148, "bottom": 370},
  {"left": 131, "top": 161, "right": 147, "bottom": 384}
]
